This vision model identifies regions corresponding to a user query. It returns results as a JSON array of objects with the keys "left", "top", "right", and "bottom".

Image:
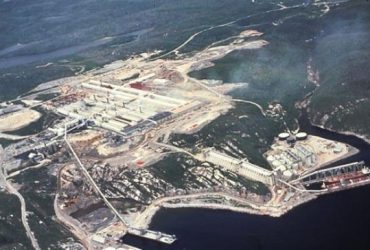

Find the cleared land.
[{"left": 0, "top": 109, "right": 41, "bottom": 132}]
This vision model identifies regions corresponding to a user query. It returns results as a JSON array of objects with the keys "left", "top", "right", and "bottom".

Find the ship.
[
  {"left": 323, "top": 168, "right": 370, "bottom": 185},
  {"left": 322, "top": 169, "right": 370, "bottom": 191}
]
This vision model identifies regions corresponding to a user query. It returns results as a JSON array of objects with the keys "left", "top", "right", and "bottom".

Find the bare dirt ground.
[
  {"left": 69, "top": 130, "right": 101, "bottom": 143},
  {"left": 0, "top": 109, "right": 41, "bottom": 132}
]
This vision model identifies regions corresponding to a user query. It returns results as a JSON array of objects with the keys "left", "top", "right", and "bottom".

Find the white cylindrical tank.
[
  {"left": 276, "top": 165, "right": 286, "bottom": 172},
  {"left": 272, "top": 160, "right": 281, "bottom": 168},
  {"left": 279, "top": 165, "right": 287, "bottom": 172},
  {"left": 267, "top": 155, "right": 275, "bottom": 162},
  {"left": 283, "top": 170, "right": 293, "bottom": 179},
  {"left": 278, "top": 132, "right": 290, "bottom": 140},
  {"left": 296, "top": 132, "right": 308, "bottom": 140}
]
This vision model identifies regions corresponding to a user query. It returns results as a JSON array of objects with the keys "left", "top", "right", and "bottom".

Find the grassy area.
[
  {"left": 0, "top": 193, "right": 31, "bottom": 249},
  {"left": 308, "top": 0, "right": 370, "bottom": 139},
  {"left": 12, "top": 167, "right": 76, "bottom": 249}
]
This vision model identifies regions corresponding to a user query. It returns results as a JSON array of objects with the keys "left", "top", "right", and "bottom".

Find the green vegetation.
[
  {"left": 0, "top": 0, "right": 279, "bottom": 101},
  {"left": 12, "top": 167, "right": 76, "bottom": 249},
  {"left": 186, "top": 0, "right": 370, "bottom": 165},
  {"left": 149, "top": 154, "right": 198, "bottom": 188},
  {"left": 148, "top": 154, "right": 270, "bottom": 196},
  {"left": 308, "top": 1, "right": 370, "bottom": 139},
  {"left": 171, "top": 102, "right": 285, "bottom": 168},
  {"left": 34, "top": 93, "right": 60, "bottom": 101},
  {"left": 0, "top": 193, "right": 31, "bottom": 249}
]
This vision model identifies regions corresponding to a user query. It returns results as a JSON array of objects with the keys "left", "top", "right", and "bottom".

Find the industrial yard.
[
  {"left": 0, "top": 28, "right": 369, "bottom": 250},
  {"left": 265, "top": 132, "right": 355, "bottom": 180}
]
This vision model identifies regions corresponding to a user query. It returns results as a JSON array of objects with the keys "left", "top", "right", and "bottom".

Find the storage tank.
[
  {"left": 283, "top": 170, "right": 293, "bottom": 180},
  {"left": 272, "top": 160, "right": 281, "bottom": 168},
  {"left": 278, "top": 132, "right": 290, "bottom": 140},
  {"left": 266, "top": 155, "right": 275, "bottom": 162},
  {"left": 292, "top": 163, "right": 299, "bottom": 169},
  {"left": 277, "top": 165, "right": 286, "bottom": 172},
  {"left": 296, "top": 132, "right": 308, "bottom": 140}
]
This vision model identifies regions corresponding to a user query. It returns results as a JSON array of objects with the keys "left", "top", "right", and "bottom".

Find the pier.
[
  {"left": 64, "top": 123, "right": 176, "bottom": 246},
  {"left": 128, "top": 228, "right": 176, "bottom": 244},
  {"left": 293, "top": 161, "right": 366, "bottom": 185}
]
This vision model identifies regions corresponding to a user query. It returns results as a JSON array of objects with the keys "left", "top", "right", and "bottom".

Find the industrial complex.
[
  {"left": 57, "top": 80, "right": 204, "bottom": 137},
  {"left": 204, "top": 149, "right": 276, "bottom": 186},
  {"left": 0, "top": 29, "right": 369, "bottom": 250}
]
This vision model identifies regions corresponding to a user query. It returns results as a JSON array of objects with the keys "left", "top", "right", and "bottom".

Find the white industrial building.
[
  {"left": 57, "top": 80, "right": 204, "bottom": 135},
  {"left": 204, "top": 149, "right": 276, "bottom": 186},
  {"left": 267, "top": 143, "right": 316, "bottom": 171}
]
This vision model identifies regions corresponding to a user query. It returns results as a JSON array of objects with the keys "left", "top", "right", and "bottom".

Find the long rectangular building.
[{"left": 204, "top": 149, "right": 275, "bottom": 186}]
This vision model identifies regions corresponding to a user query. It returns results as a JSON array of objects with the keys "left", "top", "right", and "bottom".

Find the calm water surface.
[{"left": 123, "top": 114, "right": 370, "bottom": 250}]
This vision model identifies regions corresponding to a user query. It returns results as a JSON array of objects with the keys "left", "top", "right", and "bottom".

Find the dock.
[
  {"left": 64, "top": 123, "right": 177, "bottom": 245},
  {"left": 128, "top": 227, "right": 176, "bottom": 244}
]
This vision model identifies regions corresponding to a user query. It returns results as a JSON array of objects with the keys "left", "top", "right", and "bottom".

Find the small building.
[
  {"left": 147, "top": 111, "right": 172, "bottom": 123},
  {"left": 28, "top": 152, "right": 44, "bottom": 163},
  {"left": 333, "top": 144, "right": 343, "bottom": 154},
  {"left": 121, "top": 120, "right": 155, "bottom": 136},
  {"left": 286, "top": 136, "right": 296, "bottom": 145},
  {"left": 295, "top": 144, "right": 316, "bottom": 167},
  {"left": 92, "top": 234, "right": 106, "bottom": 244}
]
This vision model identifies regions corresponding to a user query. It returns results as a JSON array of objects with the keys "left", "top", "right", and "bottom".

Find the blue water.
[
  {"left": 0, "top": 37, "right": 114, "bottom": 69},
  {"left": 121, "top": 184, "right": 370, "bottom": 250},
  {"left": 122, "top": 112, "right": 370, "bottom": 250}
]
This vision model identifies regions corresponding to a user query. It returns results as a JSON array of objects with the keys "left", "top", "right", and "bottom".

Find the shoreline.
[
  {"left": 5, "top": 24, "right": 370, "bottom": 247},
  {"left": 130, "top": 191, "right": 318, "bottom": 230},
  {"left": 135, "top": 176, "right": 370, "bottom": 231},
  {"left": 310, "top": 119, "right": 370, "bottom": 145}
]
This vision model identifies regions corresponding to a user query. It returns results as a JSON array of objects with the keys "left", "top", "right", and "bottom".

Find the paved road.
[
  {"left": 0, "top": 146, "right": 41, "bottom": 250},
  {"left": 53, "top": 193, "right": 91, "bottom": 248},
  {"left": 232, "top": 99, "right": 266, "bottom": 116},
  {"left": 64, "top": 128, "right": 176, "bottom": 243},
  {"left": 64, "top": 129, "right": 130, "bottom": 228},
  {"left": 152, "top": 142, "right": 197, "bottom": 158}
]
